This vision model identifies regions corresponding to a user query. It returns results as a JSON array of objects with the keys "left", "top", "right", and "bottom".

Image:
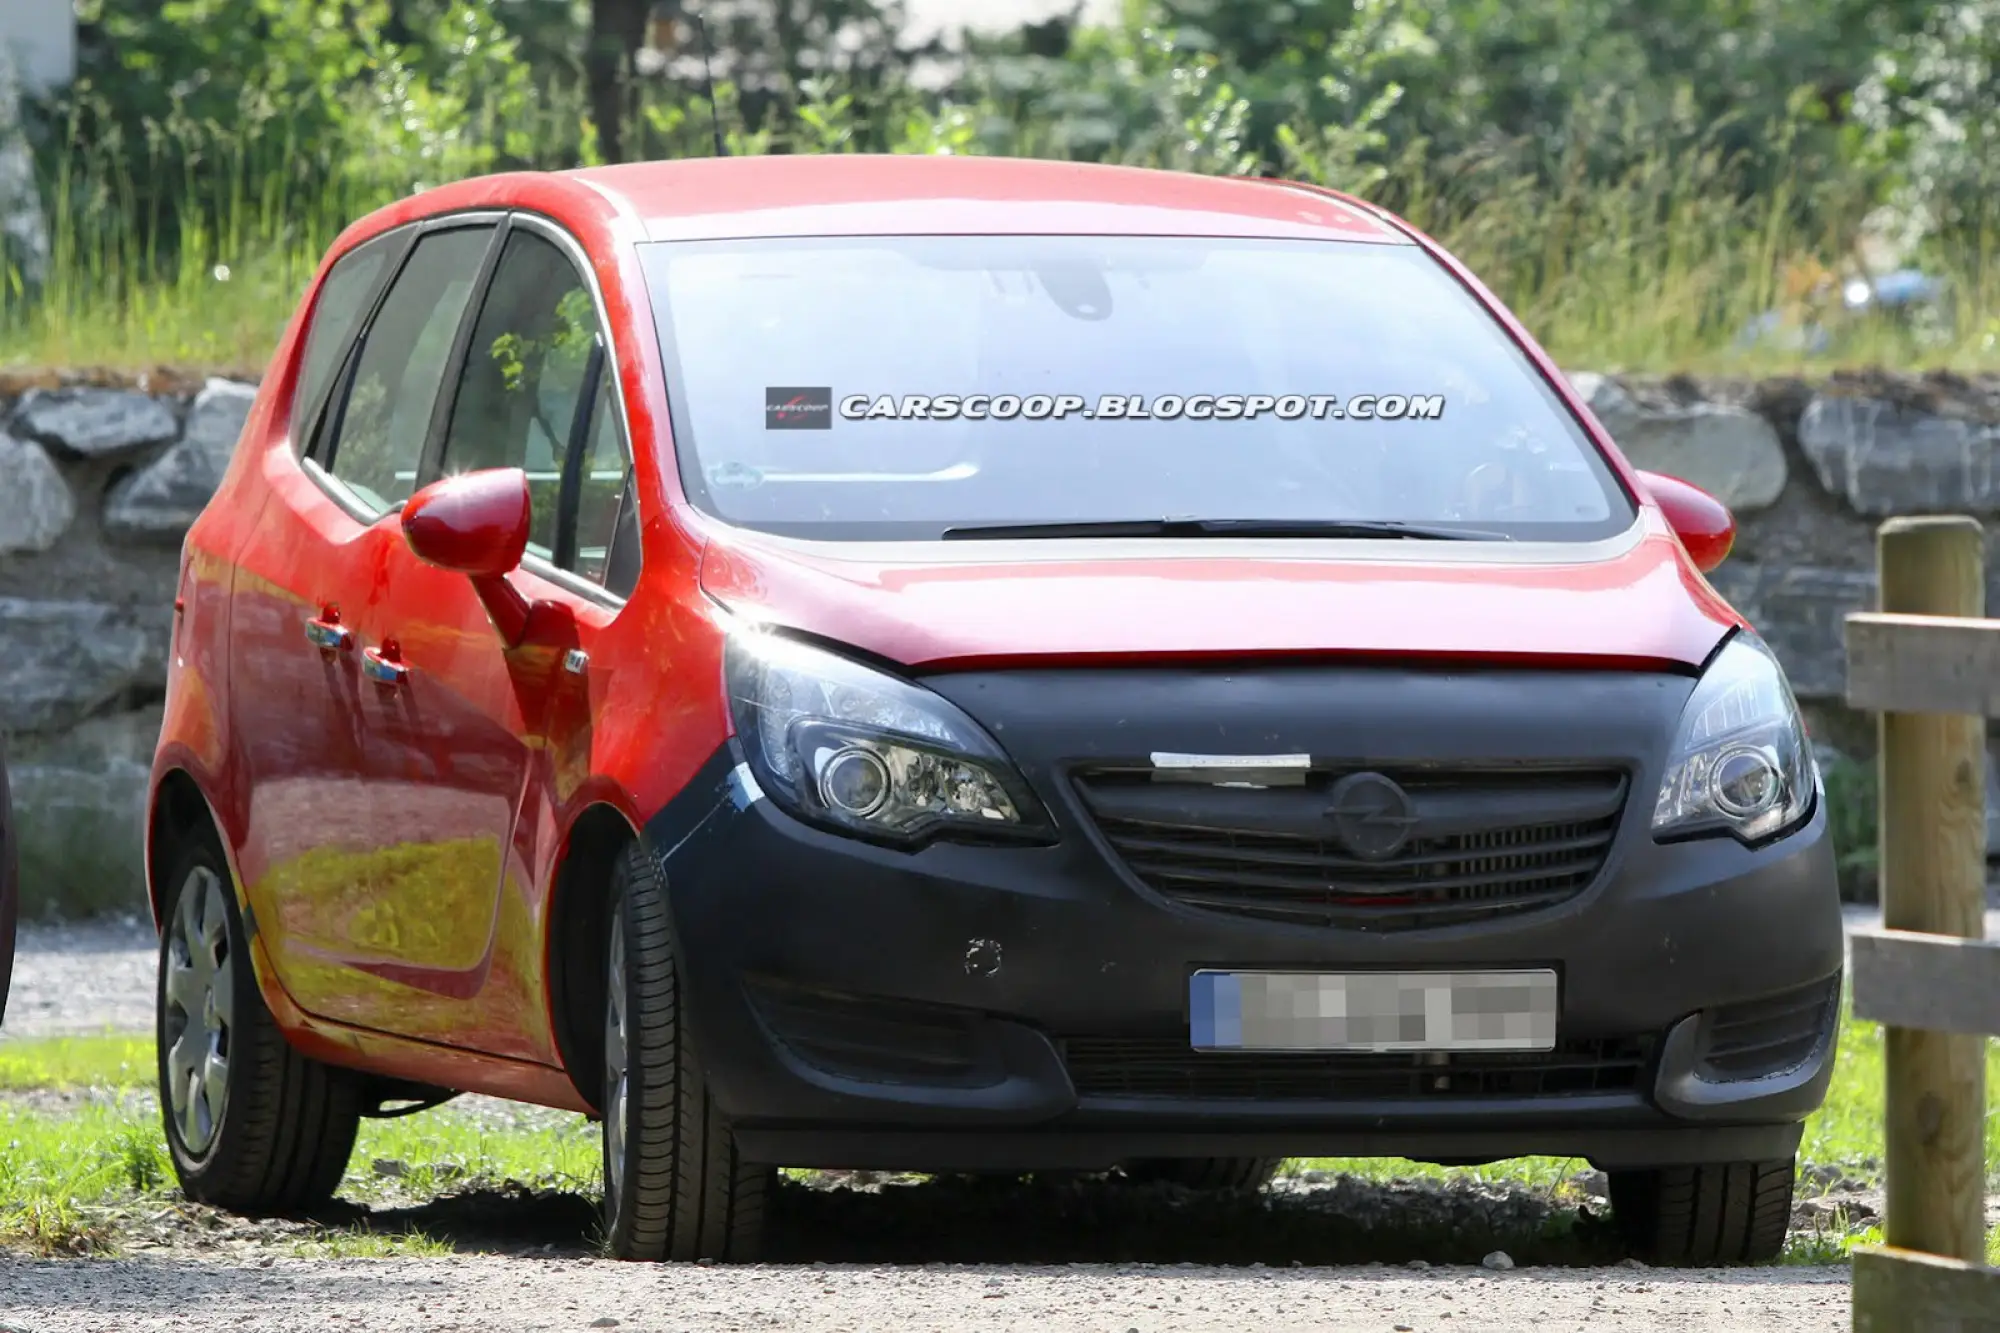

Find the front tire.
[
  {"left": 1608, "top": 1158, "right": 1796, "bottom": 1265},
  {"left": 601, "top": 843, "right": 772, "bottom": 1262},
  {"left": 156, "top": 831, "right": 361, "bottom": 1214}
]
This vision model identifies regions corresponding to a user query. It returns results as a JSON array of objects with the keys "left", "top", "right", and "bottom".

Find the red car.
[
  {"left": 148, "top": 154, "right": 1842, "bottom": 1266},
  {"left": 0, "top": 739, "right": 15, "bottom": 1031}
]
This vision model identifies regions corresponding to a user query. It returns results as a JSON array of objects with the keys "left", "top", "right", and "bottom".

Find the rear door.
[
  {"left": 231, "top": 217, "right": 502, "bottom": 1034},
  {"left": 226, "top": 223, "right": 409, "bottom": 1012},
  {"left": 341, "top": 214, "right": 642, "bottom": 1059}
]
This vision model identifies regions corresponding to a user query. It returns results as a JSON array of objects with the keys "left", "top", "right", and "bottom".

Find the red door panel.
[
  {"left": 333, "top": 542, "right": 549, "bottom": 1059},
  {"left": 228, "top": 458, "right": 413, "bottom": 1024}
]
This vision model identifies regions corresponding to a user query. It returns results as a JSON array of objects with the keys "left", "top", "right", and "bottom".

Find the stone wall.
[
  {"left": 1, "top": 373, "right": 255, "bottom": 917},
  {"left": 2, "top": 367, "right": 1998, "bottom": 917},
  {"left": 1569, "top": 367, "right": 2000, "bottom": 861}
]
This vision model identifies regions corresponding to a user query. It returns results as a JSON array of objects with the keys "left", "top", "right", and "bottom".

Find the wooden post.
[
  {"left": 1854, "top": 1248, "right": 2000, "bottom": 1329},
  {"left": 1877, "top": 515, "right": 1989, "bottom": 1263}
]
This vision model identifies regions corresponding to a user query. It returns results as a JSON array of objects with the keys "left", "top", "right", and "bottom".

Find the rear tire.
[
  {"left": 1608, "top": 1157, "right": 1795, "bottom": 1265},
  {"left": 156, "top": 829, "right": 361, "bottom": 1214},
  {"left": 600, "top": 843, "right": 772, "bottom": 1262},
  {"left": 1121, "top": 1157, "right": 1282, "bottom": 1191}
]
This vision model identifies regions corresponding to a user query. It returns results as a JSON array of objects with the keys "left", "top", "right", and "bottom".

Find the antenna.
[{"left": 688, "top": 7, "right": 727, "bottom": 157}]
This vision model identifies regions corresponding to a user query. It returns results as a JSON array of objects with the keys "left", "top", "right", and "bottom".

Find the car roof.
[{"left": 563, "top": 154, "right": 1410, "bottom": 245}]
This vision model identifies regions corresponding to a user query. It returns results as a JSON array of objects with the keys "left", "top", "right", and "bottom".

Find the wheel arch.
[
  {"left": 148, "top": 767, "right": 234, "bottom": 930},
  {"left": 546, "top": 801, "right": 643, "bottom": 1114},
  {"left": 149, "top": 762, "right": 319, "bottom": 1084}
]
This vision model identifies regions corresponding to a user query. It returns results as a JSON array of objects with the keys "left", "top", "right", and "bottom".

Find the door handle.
[
  {"left": 304, "top": 614, "right": 351, "bottom": 653},
  {"left": 363, "top": 644, "right": 409, "bottom": 687}
]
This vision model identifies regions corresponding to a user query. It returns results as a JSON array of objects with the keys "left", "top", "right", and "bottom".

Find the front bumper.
[{"left": 645, "top": 664, "right": 1844, "bottom": 1173}]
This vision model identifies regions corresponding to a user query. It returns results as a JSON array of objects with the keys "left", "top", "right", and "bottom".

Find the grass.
[
  {"left": 0, "top": 1081, "right": 598, "bottom": 1259},
  {"left": 1798, "top": 1009, "right": 2000, "bottom": 1170},
  {"left": 8, "top": 179, "right": 1993, "bottom": 381},
  {"left": 0, "top": 77, "right": 1994, "bottom": 379},
  {"left": 0, "top": 1000, "right": 1979, "bottom": 1265},
  {"left": 0, "top": 1034, "right": 155, "bottom": 1092},
  {"left": 0, "top": 1027, "right": 600, "bottom": 1258}
]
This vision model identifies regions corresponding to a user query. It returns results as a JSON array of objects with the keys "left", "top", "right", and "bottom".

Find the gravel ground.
[
  {"left": 0, "top": 1253, "right": 1853, "bottom": 1332},
  {"left": 0, "top": 913, "right": 1892, "bottom": 1329},
  {"left": 2, "top": 916, "right": 157, "bottom": 1039}
]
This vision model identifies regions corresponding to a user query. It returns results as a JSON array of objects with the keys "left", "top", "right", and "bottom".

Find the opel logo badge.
[{"left": 1325, "top": 771, "right": 1419, "bottom": 861}]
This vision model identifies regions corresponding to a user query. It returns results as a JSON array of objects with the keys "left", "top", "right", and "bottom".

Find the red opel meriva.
[{"left": 148, "top": 154, "right": 1843, "bottom": 1266}]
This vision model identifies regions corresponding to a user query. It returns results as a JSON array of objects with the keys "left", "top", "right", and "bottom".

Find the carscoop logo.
[{"left": 765, "top": 386, "right": 833, "bottom": 430}]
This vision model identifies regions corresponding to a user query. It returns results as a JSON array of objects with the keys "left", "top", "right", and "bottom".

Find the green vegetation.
[
  {"left": 0, "top": 996, "right": 1975, "bottom": 1264},
  {"left": 1798, "top": 1012, "right": 2000, "bottom": 1268},
  {"left": 3, "top": 1, "right": 1997, "bottom": 375},
  {"left": 0, "top": 1034, "right": 598, "bottom": 1258},
  {"left": 1823, "top": 756, "right": 1882, "bottom": 903},
  {"left": 0, "top": 1033, "right": 153, "bottom": 1091}
]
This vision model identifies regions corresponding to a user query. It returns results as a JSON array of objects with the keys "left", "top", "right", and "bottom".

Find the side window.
[
  {"left": 439, "top": 230, "right": 603, "bottom": 562},
  {"left": 293, "top": 235, "right": 394, "bottom": 446},
  {"left": 571, "top": 373, "right": 638, "bottom": 593},
  {"left": 322, "top": 226, "right": 493, "bottom": 514}
]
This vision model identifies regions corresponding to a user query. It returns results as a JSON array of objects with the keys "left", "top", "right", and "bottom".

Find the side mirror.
[
  {"left": 402, "top": 468, "right": 538, "bottom": 644},
  {"left": 402, "top": 468, "right": 532, "bottom": 577},
  {"left": 1636, "top": 469, "right": 1735, "bottom": 574}
]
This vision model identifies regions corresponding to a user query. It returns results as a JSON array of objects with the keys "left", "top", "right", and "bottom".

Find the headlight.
[
  {"left": 1653, "top": 632, "right": 1816, "bottom": 843},
  {"left": 723, "top": 625, "right": 1054, "bottom": 846}
]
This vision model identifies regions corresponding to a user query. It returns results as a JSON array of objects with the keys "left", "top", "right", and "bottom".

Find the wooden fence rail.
[{"left": 1843, "top": 516, "right": 2000, "bottom": 1332}]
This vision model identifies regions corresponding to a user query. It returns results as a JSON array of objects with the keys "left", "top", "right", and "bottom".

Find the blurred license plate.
[{"left": 1189, "top": 969, "right": 1558, "bottom": 1052}]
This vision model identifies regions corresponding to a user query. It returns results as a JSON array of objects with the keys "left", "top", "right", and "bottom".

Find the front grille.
[
  {"left": 1698, "top": 977, "right": 1840, "bottom": 1081},
  {"left": 1062, "top": 1035, "right": 1654, "bottom": 1100},
  {"left": 1073, "top": 765, "right": 1628, "bottom": 930}
]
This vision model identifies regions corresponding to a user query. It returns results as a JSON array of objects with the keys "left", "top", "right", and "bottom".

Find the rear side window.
[
  {"left": 322, "top": 225, "right": 494, "bottom": 514},
  {"left": 291, "top": 235, "right": 394, "bottom": 446}
]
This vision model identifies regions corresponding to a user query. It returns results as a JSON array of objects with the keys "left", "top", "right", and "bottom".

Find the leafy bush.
[
  {"left": 1823, "top": 755, "right": 1881, "bottom": 903},
  {"left": 2, "top": 0, "right": 1995, "bottom": 371},
  {"left": 1853, "top": 1, "right": 2000, "bottom": 278}
]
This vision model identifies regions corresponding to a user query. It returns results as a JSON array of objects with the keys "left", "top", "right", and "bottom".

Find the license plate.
[{"left": 1189, "top": 969, "right": 1558, "bottom": 1053}]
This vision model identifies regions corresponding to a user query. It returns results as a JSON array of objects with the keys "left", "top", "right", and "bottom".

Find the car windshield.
[{"left": 638, "top": 234, "right": 1634, "bottom": 543}]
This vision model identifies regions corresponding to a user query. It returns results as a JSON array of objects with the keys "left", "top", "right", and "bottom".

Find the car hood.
[{"left": 693, "top": 511, "right": 1740, "bottom": 673}]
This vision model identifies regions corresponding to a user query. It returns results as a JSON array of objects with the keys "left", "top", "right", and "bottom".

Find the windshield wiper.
[{"left": 939, "top": 517, "right": 1516, "bottom": 541}]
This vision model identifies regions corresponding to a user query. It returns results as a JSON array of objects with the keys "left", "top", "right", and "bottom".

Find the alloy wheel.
[{"left": 163, "top": 866, "right": 234, "bottom": 1157}]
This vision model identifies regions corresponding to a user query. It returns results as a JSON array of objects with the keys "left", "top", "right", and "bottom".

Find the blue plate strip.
[{"left": 1190, "top": 973, "right": 1244, "bottom": 1050}]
